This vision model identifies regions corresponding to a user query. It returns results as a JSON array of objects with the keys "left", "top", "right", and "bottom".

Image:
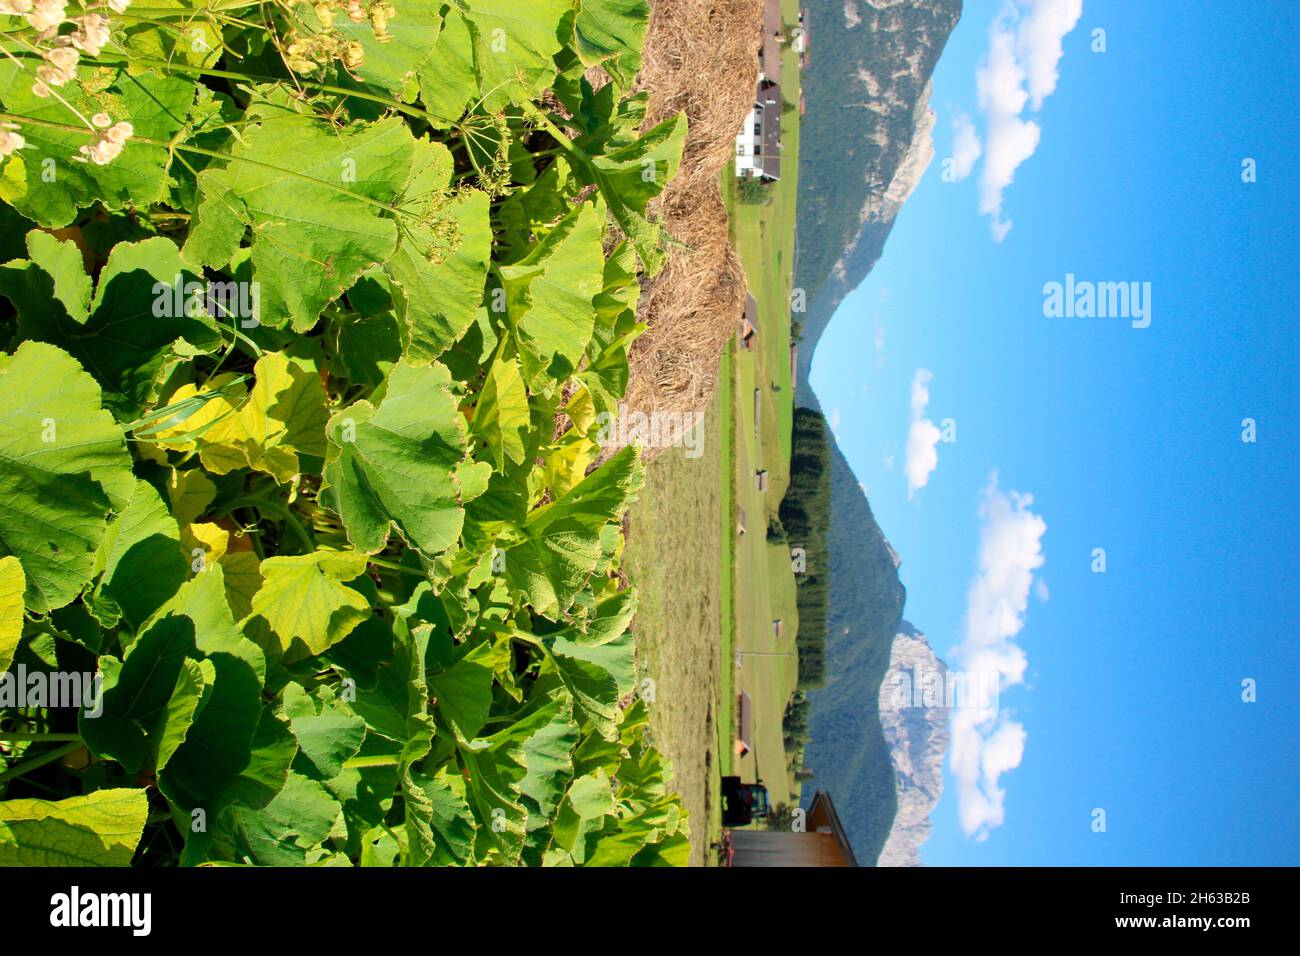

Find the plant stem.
[
  {"left": 221, "top": 496, "right": 314, "bottom": 553},
  {"left": 0, "top": 742, "right": 82, "bottom": 787}
]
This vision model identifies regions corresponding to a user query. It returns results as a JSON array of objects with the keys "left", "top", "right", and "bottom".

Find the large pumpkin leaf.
[
  {"left": 471, "top": 348, "right": 529, "bottom": 471},
  {"left": 321, "top": 362, "right": 477, "bottom": 557},
  {"left": 0, "top": 342, "right": 134, "bottom": 612},
  {"left": 385, "top": 141, "right": 492, "bottom": 363},
  {"left": 549, "top": 112, "right": 687, "bottom": 276},
  {"left": 573, "top": 0, "right": 650, "bottom": 85},
  {"left": 183, "top": 115, "right": 415, "bottom": 330},
  {"left": 251, "top": 551, "right": 372, "bottom": 660},
  {"left": 315, "top": 0, "right": 445, "bottom": 101},
  {"left": 91, "top": 479, "right": 187, "bottom": 630},
  {"left": 0, "top": 66, "right": 192, "bottom": 227},
  {"left": 196, "top": 350, "right": 328, "bottom": 482},
  {"left": 503, "top": 445, "right": 641, "bottom": 617},
  {"left": 0, "top": 557, "right": 24, "bottom": 675},
  {"left": 0, "top": 789, "right": 149, "bottom": 866},
  {"left": 499, "top": 202, "right": 605, "bottom": 386},
  {"left": 418, "top": 0, "right": 572, "bottom": 117},
  {"left": 1, "top": 235, "right": 222, "bottom": 418}
]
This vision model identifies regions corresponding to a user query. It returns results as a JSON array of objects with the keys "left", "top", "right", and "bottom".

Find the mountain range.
[{"left": 794, "top": 0, "right": 962, "bottom": 865}]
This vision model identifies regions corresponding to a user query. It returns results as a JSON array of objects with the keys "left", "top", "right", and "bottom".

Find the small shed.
[
  {"left": 735, "top": 691, "right": 754, "bottom": 757},
  {"left": 739, "top": 294, "right": 759, "bottom": 349},
  {"left": 772, "top": 619, "right": 784, "bottom": 639},
  {"left": 730, "top": 791, "right": 858, "bottom": 867},
  {"left": 737, "top": 506, "right": 747, "bottom": 537},
  {"left": 755, "top": 469, "right": 769, "bottom": 492}
]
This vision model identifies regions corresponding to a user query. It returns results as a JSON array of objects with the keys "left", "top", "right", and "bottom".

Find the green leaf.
[
  {"left": 25, "top": 231, "right": 91, "bottom": 322},
  {"left": 92, "top": 479, "right": 187, "bottom": 630},
  {"left": 80, "top": 610, "right": 198, "bottom": 773},
  {"left": 386, "top": 143, "right": 492, "bottom": 363},
  {"left": 547, "top": 589, "right": 637, "bottom": 737},
  {"left": 155, "top": 659, "right": 209, "bottom": 774},
  {"left": 2, "top": 236, "right": 221, "bottom": 417},
  {"left": 428, "top": 639, "right": 497, "bottom": 740},
  {"left": 150, "top": 569, "right": 274, "bottom": 810},
  {"left": 0, "top": 789, "right": 149, "bottom": 866},
  {"left": 321, "top": 362, "right": 472, "bottom": 557},
  {"left": 227, "top": 772, "right": 342, "bottom": 866},
  {"left": 471, "top": 349, "right": 529, "bottom": 471},
  {"left": 0, "top": 67, "right": 192, "bottom": 227},
  {"left": 504, "top": 446, "right": 641, "bottom": 617},
  {"left": 0, "top": 557, "right": 24, "bottom": 674},
  {"left": 251, "top": 551, "right": 372, "bottom": 660},
  {"left": 284, "top": 683, "right": 366, "bottom": 780},
  {"left": 0, "top": 342, "right": 134, "bottom": 612},
  {"left": 320, "top": 0, "right": 445, "bottom": 101},
  {"left": 415, "top": 6, "right": 477, "bottom": 126},
  {"left": 119, "top": 0, "right": 223, "bottom": 68},
  {"left": 183, "top": 115, "right": 415, "bottom": 330},
  {"left": 551, "top": 769, "right": 616, "bottom": 863},
  {"left": 573, "top": 0, "right": 650, "bottom": 85},
  {"left": 499, "top": 202, "right": 604, "bottom": 384},
  {"left": 552, "top": 113, "right": 687, "bottom": 276},
  {"left": 418, "top": 0, "right": 572, "bottom": 116},
  {"left": 0, "top": 554, "right": 23, "bottom": 671},
  {"left": 413, "top": 768, "right": 476, "bottom": 865}
]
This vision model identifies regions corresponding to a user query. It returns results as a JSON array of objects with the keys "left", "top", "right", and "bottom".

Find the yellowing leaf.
[
  {"left": 167, "top": 468, "right": 217, "bottom": 526},
  {"left": 218, "top": 550, "right": 262, "bottom": 621},
  {"left": 153, "top": 373, "right": 246, "bottom": 452},
  {"left": 544, "top": 436, "right": 599, "bottom": 500},
  {"left": 0, "top": 788, "right": 149, "bottom": 866},
  {"left": 182, "top": 521, "right": 229, "bottom": 564},
  {"left": 199, "top": 352, "right": 327, "bottom": 482},
  {"left": 252, "top": 551, "right": 371, "bottom": 659},
  {"left": 0, "top": 556, "right": 24, "bottom": 674}
]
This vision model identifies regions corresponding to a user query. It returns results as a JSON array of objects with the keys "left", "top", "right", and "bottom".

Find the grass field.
[{"left": 624, "top": 395, "right": 725, "bottom": 866}]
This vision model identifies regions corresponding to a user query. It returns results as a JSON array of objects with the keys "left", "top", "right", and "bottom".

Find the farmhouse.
[
  {"left": 734, "top": 0, "right": 786, "bottom": 181},
  {"left": 731, "top": 790, "right": 858, "bottom": 867},
  {"left": 734, "top": 79, "right": 782, "bottom": 181}
]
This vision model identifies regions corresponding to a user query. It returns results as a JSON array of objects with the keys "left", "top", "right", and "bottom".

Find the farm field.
[
  {"left": 623, "top": 396, "right": 725, "bottom": 867},
  {"left": 631, "top": 0, "right": 806, "bottom": 852}
]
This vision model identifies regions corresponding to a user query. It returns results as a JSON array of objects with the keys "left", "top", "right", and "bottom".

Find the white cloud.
[
  {"left": 829, "top": 407, "right": 842, "bottom": 431},
  {"left": 1017, "top": 0, "right": 1084, "bottom": 107},
  {"left": 874, "top": 323, "right": 885, "bottom": 354},
  {"left": 949, "top": 474, "right": 1047, "bottom": 840},
  {"left": 974, "top": 0, "right": 1082, "bottom": 241},
  {"left": 884, "top": 452, "right": 895, "bottom": 472},
  {"left": 950, "top": 113, "right": 982, "bottom": 181},
  {"left": 1035, "top": 578, "right": 1050, "bottom": 602},
  {"left": 904, "top": 369, "right": 941, "bottom": 498}
]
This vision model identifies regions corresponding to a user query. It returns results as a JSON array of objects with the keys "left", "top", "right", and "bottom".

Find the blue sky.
[{"left": 809, "top": 0, "right": 1299, "bottom": 865}]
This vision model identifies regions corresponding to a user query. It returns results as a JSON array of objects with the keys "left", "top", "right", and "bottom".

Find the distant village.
[{"left": 734, "top": 2, "right": 810, "bottom": 182}]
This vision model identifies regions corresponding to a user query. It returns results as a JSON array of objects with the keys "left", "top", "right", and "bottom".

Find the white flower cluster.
[
  {"left": 0, "top": 123, "right": 24, "bottom": 158},
  {"left": 17, "top": 1, "right": 126, "bottom": 94},
  {"left": 78, "top": 111, "right": 133, "bottom": 164},
  {"left": 0, "top": 0, "right": 135, "bottom": 163}
]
